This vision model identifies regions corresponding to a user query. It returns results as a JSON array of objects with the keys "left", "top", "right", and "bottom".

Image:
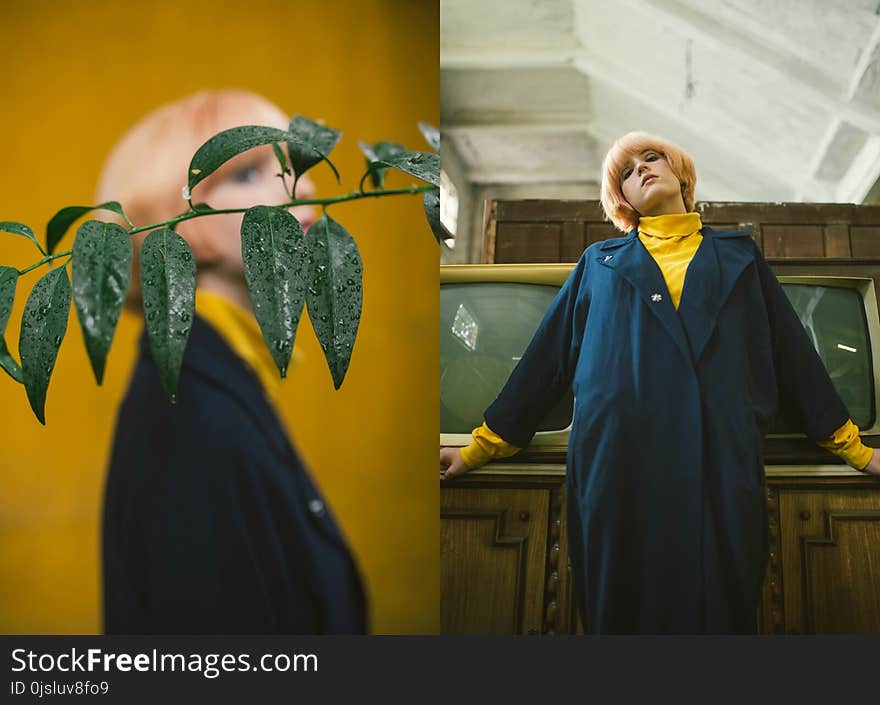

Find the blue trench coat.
[
  {"left": 103, "top": 315, "right": 367, "bottom": 634},
  {"left": 484, "top": 226, "right": 850, "bottom": 634}
]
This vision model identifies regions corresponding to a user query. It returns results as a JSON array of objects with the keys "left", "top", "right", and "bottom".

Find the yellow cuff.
[
  {"left": 459, "top": 442, "right": 491, "bottom": 470},
  {"left": 459, "top": 422, "right": 522, "bottom": 470},
  {"left": 816, "top": 419, "right": 874, "bottom": 470}
]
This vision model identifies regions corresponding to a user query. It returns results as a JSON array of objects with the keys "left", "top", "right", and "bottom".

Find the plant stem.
[
  {"left": 358, "top": 170, "right": 371, "bottom": 195},
  {"left": 127, "top": 184, "right": 436, "bottom": 234},
  {"left": 15, "top": 184, "right": 437, "bottom": 274},
  {"left": 17, "top": 251, "right": 73, "bottom": 276},
  {"left": 278, "top": 171, "right": 291, "bottom": 199}
]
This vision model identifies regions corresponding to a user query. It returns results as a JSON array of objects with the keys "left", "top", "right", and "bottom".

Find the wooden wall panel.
[
  {"left": 762, "top": 225, "right": 825, "bottom": 258},
  {"left": 486, "top": 201, "right": 880, "bottom": 264},
  {"left": 560, "top": 222, "right": 585, "bottom": 262},
  {"left": 851, "top": 227, "right": 880, "bottom": 258},
  {"left": 586, "top": 223, "right": 618, "bottom": 247},
  {"left": 823, "top": 224, "right": 852, "bottom": 257},
  {"left": 496, "top": 200, "right": 604, "bottom": 222},
  {"left": 495, "top": 223, "right": 562, "bottom": 263}
]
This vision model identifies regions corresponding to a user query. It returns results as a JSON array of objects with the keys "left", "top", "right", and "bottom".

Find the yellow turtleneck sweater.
[
  {"left": 459, "top": 213, "right": 873, "bottom": 472},
  {"left": 194, "top": 289, "right": 300, "bottom": 405}
]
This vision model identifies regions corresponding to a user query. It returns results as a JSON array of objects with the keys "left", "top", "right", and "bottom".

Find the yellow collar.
[
  {"left": 194, "top": 289, "right": 285, "bottom": 403},
  {"left": 638, "top": 212, "right": 703, "bottom": 239}
]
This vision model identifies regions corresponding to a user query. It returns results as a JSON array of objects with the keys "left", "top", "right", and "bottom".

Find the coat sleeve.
[
  {"left": 753, "top": 245, "right": 850, "bottom": 442},
  {"left": 483, "top": 251, "right": 590, "bottom": 447}
]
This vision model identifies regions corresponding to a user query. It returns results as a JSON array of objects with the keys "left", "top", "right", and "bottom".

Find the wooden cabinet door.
[
  {"left": 441, "top": 487, "right": 550, "bottom": 634},
  {"left": 778, "top": 488, "right": 880, "bottom": 633}
]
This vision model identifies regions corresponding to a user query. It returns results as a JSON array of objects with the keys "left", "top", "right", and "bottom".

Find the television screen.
[
  {"left": 440, "top": 278, "right": 876, "bottom": 441},
  {"left": 440, "top": 282, "right": 575, "bottom": 435},
  {"left": 773, "top": 283, "right": 875, "bottom": 432}
]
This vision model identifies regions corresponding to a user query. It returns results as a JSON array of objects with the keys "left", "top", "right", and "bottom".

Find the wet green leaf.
[
  {"left": 375, "top": 150, "right": 439, "bottom": 187},
  {"left": 240, "top": 206, "right": 307, "bottom": 378},
  {"left": 306, "top": 214, "right": 362, "bottom": 389},
  {"left": 357, "top": 141, "right": 406, "bottom": 189},
  {"left": 423, "top": 190, "right": 442, "bottom": 244},
  {"left": 271, "top": 142, "right": 291, "bottom": 176},
  {"left": 1, "top": 221, "right": 45, "bottom": 256},
  {"left": 0, "top": 266, "right": 23, "bottom": 383},
  {"left": 71, "top": 220, "right": 133, "bottom": 385},
  {"left": 140, "top": 228, "right": 196, "bottom": 402},
  {"left": 187, "top": 125, "right": 289, "bottom": 194},
  {"left": 417, "top": 121, "right": 440, "bottom": 152},
  {"left": 46, "top": 202, "right": 129, "bottom": 255},
  {"left": 287, "top": 115, "right": 342, "bottom": 181},
  {"left": 19, "top": 267, "right": 71, "bottom": 424}
]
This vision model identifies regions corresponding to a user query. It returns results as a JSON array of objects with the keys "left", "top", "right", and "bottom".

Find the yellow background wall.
[{"left": 0, "top": 0, "right": 438, "bottom": 634}]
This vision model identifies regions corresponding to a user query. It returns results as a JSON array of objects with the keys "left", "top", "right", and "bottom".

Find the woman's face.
[
  {"left": 177, "top": 145, "right": 317, "bottom": 278},
  {"left": 619, "top": 149, "right": 685, "bottom": 218}
]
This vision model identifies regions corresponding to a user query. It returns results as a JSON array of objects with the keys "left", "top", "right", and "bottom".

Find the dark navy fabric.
[
  {"left": 103, "top": 314, "right": 367, "bottom": 634},
  {"left": 484, "top": 226, "right": 850, "bottom": 634}
]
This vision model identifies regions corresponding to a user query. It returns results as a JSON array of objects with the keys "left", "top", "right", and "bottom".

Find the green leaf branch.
[{"left": 1, "top": 115, "right": 439, "bottom": 423}]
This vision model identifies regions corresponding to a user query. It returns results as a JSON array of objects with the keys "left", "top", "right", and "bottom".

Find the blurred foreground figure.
[{"left": 100, "top": 90, "right": 366, "bottom": 634}]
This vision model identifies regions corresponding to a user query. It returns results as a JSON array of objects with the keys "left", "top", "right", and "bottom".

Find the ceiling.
[{"left": 441, "top": 0, "right": 880, "bottom": 203}]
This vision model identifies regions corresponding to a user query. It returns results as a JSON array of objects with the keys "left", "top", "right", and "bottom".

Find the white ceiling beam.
[
  {"left": 835, "top": 136, "right": 880, "bottom": 204},
  {"left": 568, "top": 49, "right": 799, "bottom": 197},
  {"left": 615, "top": 0, "right": 880, "bottom": 135},
  {"left": 445, "top": 44, "right": 791, "bottom": 195},
  {"left": 449, "top": 116, "right": 752, "bottom": 200},
  {"left": 440, "top": 47, "right": 574, "bottom": 70},
  {"left": 834, "top": 18, "right": 880, "bottom": 204},
  {"left": 443, "top": 115, "right": 593, "bottom": 132},
  {"left": 466, "top": 167, "right": 597, "bottom": 184},
  {"left": 801, "top": 117, "right": 843, "bottom": 189},
  {"left": 798, "top": 16, "right": 880, "bottom": 199},
  {"left": 846, "top": 15, "right": 880, "bottom": 101},
  {"left": 449, "top": 32, "right": 819, "bottom": 197},
  {"left": 443, "top": 112, "right": 589, "bottom": 135}
]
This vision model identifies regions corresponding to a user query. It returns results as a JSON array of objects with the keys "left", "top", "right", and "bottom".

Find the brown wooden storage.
[{"left": 482, "top": 200, "right": 880, "bottom": 264}]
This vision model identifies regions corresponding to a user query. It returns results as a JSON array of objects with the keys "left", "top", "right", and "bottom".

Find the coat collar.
[
  {"left": 596, "top": 226, "right": 755, "bottom": 366},
  {"left": 138, "top": 314, "right": 292, "bottom": 463},
  {"left": 138, "top": 315, "right": 356, "bottom": 554}
]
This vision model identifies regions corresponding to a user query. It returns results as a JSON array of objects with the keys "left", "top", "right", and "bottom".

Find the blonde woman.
[
  {"left": 440, "top": 132, "right": 880, "bottom": 634},
  {"left": 100, "top": 90, "right": 366, "bottom": 634}
]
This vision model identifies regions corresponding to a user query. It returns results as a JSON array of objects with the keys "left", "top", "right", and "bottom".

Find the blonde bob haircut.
[
  {"left": 95, "top": 89, "right": 290, "bottom": 311},
  {"left": 600, "top": 131, "right": 697, "bottom": 233}
]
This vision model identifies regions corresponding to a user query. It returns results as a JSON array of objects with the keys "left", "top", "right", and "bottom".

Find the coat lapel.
[
  {"left": 677, "top": 226, "right": 756, "bottom": 364},
  {"left": 598, "top": 232, "right": 693, "bottom": 366},
  {"left": 598, "top": 226, "right": 757, "bottom": 368}
]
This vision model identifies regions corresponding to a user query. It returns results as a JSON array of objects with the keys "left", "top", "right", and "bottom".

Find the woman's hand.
[
  {"left": 440, "top": 447, "right": 470, "bottom": 481},
  {"left": 863, "top": 449, "right": 880, "bottom": 477}
]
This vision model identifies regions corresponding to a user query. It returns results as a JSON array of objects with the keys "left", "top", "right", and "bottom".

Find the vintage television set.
[
  {"left": 440, "top": 262, "right": 880, "bottom": 453},
  {"left": 440, "top": 264, "right": 573, "bottom": 451}
]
